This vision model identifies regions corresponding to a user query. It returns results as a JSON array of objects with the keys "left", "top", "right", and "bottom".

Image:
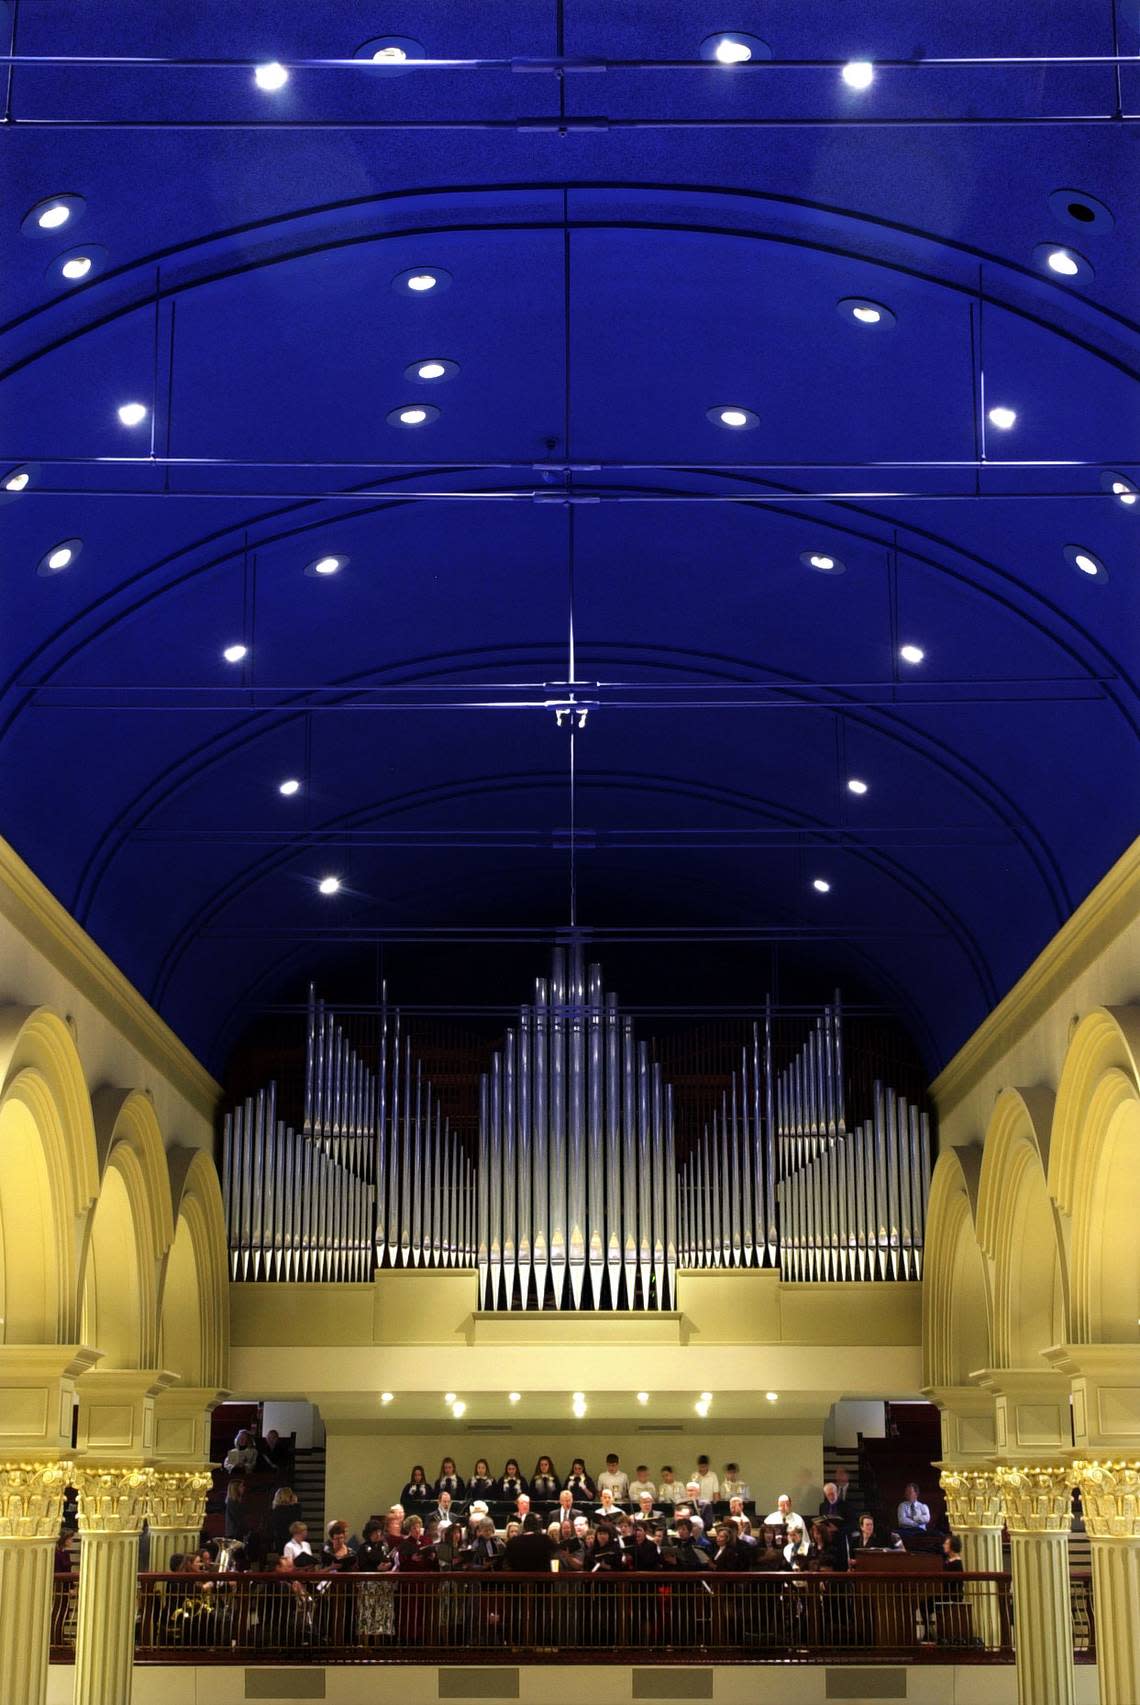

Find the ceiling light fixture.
[
  {"left": 837, "top": 297, "right": 896, "bottom": 328},
  {"left": 405, "top": 357, "right": 459, "bottom": 383},
  {"left": 799, "top": 549, "right": 846, "bottom": 575},
  {"left": 699, "top": 30, "right": 771, "bottom": 64},
  {"left": 1047, "top": 249, "right": 1079, "bottom": 276},
  {"left": 253, "top": 61, "right": 289, "bottom": 91},
  {"left": 117, "top": 402, "right": 148, "bottom": 427},
  {"left": 61, "top": 255, "right": 92, "bottom": 279},
  {"left": 318, "top": 875, "right": 341, "bottom": 895},
  {"left": 451, "top": 1400, "right": 467, "bottom": 1419},
  {"left": 444, "top": 1393, "right": 457, "bottom": 1405},
  {"left": 417, "top": 362, "right": 446, "bottom": 379},
  {"left": 636, "top": 1391, "right": 649, "bottom": 1405},
  {"left": 841, "top": 60, "right": 874, "bottom": 90},
  {"left": 374, "top": 45, "right": 407, "bottom": 62},
  {"left": 846, "top": 777, "right": 869, "bottom": 795},
  {"left": 23, "top": 194, "right": 85, "bottom": 237},
  {"left": 392, "top": 266, "right": 452, "bottom": 297},
  {"left": 4, "top": 468, "right": 30, "bottom": 493},
  {"left": 278, "top": 779, "right": 301, "bottom": 796},
  {"left": 356, "top": 36, "right": 425, "bottom": 73},
  {"left": 1102, "top": 472, "right": 1137, "bottom": 507},
  {"left": 707, "top": 404, "right": 759, "bottom": 431},
  {"left": 305, "top": 554, "right": 345, "bottom": 578},
  {"left": 388, "top": 403, "right": 440, "bottom": 428},
  {"left": 222, "top": 643, "right": 248, "bottom": 664},
  {"left": 1063, "top": 544, "right": 1108, "bottom": 583},
  {"left": 765, "top": 1391, "right": 778, "bottom": 1403},
  {"left": 38, "top": 539, "right": 82, "bottom": 576},
  {"left": 987, "top": 405, "right": 1017, "bottom": 431},
  {"left": 508, "top": 1392, "right": 521, "bottom": 1404},
  {"left": 695, "top": 1399, "right": 710, "bottom": 1418},
  {"left": 899, "top": 643, "right": 925, "bottom": 664},
  {"left": 47, "top": 245, "right": 108, "bottom": 289},
  {"left": 38, "top": 203, "right": 70, "bottom": 229},
  {"left": 380, "top": 1392, "right": 394, "bottom": 1404},
  {"left": 1032, "top": 242, "right": 1093, "bottom": 281},
  {"left": 812, "top": 878, "right": 831, "bottom": 893},
  {"left": 1047, "top": 187, "right": 1114, "bottom": 234}
]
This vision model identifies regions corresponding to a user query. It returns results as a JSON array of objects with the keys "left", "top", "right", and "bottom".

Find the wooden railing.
[{"left": 50, "top": 1571, "right": 1018, "bottom": 1665}]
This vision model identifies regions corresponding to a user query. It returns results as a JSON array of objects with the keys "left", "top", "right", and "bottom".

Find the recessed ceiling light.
[
  {"left": 1047, "top": 249, "right": 1078, "bottom": 276},
  {"left": 375, "top": 45, "right": 407, "bottom": 62},
  {"left": 451, "top": 1400, "right": 467, "bottom": 1418},
  {"left": 700, "top": 1391, "right": 712, "bottom": 1402},
  {"left": 1047, "top": 187, "right": 1114, "bottom": 234},
  {"left": 1102, "top": 472, "right": 1137, "bottom": 508},
  {"left": 695, "top": 1399, "right": 710, "bottom": 1417},
  {"left": 392, "top": 266, "right": 453, "bottom": 297},
  {"left": 318, "top": 875, "right": 341, "bottom": 896},
  {"left": 841, "top": 60, "right": 874, "bottom": 90},
  {"left": 444, "top": 1392, "right": 457, "bottom": 1404},
  {"left": 707, "top": 405, "right": 759, "bottom": 431},
  {"left": 508, "top": 1391, "right": 521, "bottom": 1404},
  {"left": 117, "top": 402, "right": 148, "bottom": 427},
  {"left": 278, "top": 778, "right": 301, "bottom": 796},
  {"left": 572, "top": 1391, "right": 584, "bottom": 1401},
  {"left": 356, "top": 35, "right": 425, "bottom": 73},
  {"left": 37, "top": 539, "right": 82, "bottom": 576},
  {"left": 837, "top": 296, "right": 896, "bottom": 328},
  {"left": 61, "top": 255, "right": 92, "bottom": 279},
  {"left": 405, "top": 357, "right": 459, "bottom": 383},
  {"left": 799, "top": 549, "right": 846, "bottom": 575},
  {"left": 222, "top": 643, "right": 248, "bottom": 664},
  {"left": 380, "top": 1391, "right": 394, "bottom": 1404},
  {"left": 305, "top": 554, "right": 345, "bottom": 577},
  {"left": 765, "top": 1391, "right": 778, "bottom": 1403},
  {"left": 899, "top": 643, "right": 925, "bottom": 665},
  {"left": 253, "top": 61, "right": 289, "bottom": 91},
  {"left": 636, "top": 1391, "right": 649, "bottom": 1404},
  {"left": 812, "top": 878, "right": 831, "bottom": 893},
  {"left": 699, "top": 30, "right": 771, "bottom": 64},
  {"left": 23, "top": 194, "right": 85, "bottom": 237},
  {"left": 388, "top": 403, "right": 440, "bottom": 427},
  {"left": 47, "top": 245, "right": 108, "bottom": 289},
  {"left": 846, "top": 777, "right": 869, "bottom": 795},
  {"left": 987, "top": 406, "right": 1017, "bottom": 431},
  {"left": 4, "top": 468, "right": 30, "bottom": 493},
  {"left": 1063, "top": 544, "right": 1108, "bottom": 583},
  {"left": 1032, "top": 242, "right": 1092, "bottom": 281}
]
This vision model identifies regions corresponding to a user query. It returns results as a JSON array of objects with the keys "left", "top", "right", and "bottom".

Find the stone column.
[
  {"left": 71, "top": 1463, "right": 152, "bottom": 1705},
  {"left": 0, "top": 1460, "right": 73, "bottom": 1705},
  {"left": 1071, "top": 1459, "right": 1140, "bottom": 1705},
  {"left": 939, "top": 1464, "right": 1006, "bottom": 1648},
  {"left": 146, "top": 1466, "right": 213, "bottom": 1572},
  {"left": 995, "top": 1463, "right": 1076, "bottom": 1705}
]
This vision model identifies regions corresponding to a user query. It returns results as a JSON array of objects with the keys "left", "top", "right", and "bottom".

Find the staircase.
[
  {"left": 822, "top": 1445, "right": 864, "bottom": 1516},
  {"left": 290, "top": 1446, "right": 327, "bottom": 1539}
]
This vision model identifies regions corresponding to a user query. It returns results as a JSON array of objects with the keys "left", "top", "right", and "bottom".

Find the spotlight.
[
  {"left": 305, "top": 554, "right": 344, "bottom": 577},
  {"left": 61, "top": 256, "right": 92, "bottom": 280},
  {"left": 278, "top": 779, "right": 301, "bottom": 796},
  {"left": 37, "top": 538, "right": 82, "bottom": 576},
  {"left": 444, "top": 1393, "right": 456, "bottom": 1405},
  {"left": 508, "top": 1392, "right": 521, "bottom": 1404},
  {"left": 812, "top": 878, "right": 832, "bottom": 894},
  {"left": 899, "top": 643, "right": 925, "bottom": 665},
  {"left": 117, "top": 402, "right": 148, "bottom": 427},
  {"left": 388, "top": 403, "right": 440, "bottom": 428},
  {"left": 400, "top": 408, "right": 426, "bottom": 425},
  {"left": 765, "top": 1391, "right": 778, "bottom": 1403},
  {"left": 318, "top": 876, "right": 341, "bottom": 896},
  {"left": 714, "top": 37, "right": 752, "bottom": 64},
  {"left": 847, "top": 778, "right": 869, "bottom": 795},
  {"left": 451, "top": 1400, "right": 467, "bottom": 1419},
  {"left": 222, "top": 643, "right": 248, "bottom": 664},
  {"left": 4, "top": 469, "right": 30, "bottom": 493},
  {"left": 708, "top": 404, "right": 758, "bottom": 431},
  {"left": 800, "top": 549, "right": 846, "bottom": 575},
  {"left": 987, "top": 406, "right": 1017, "bottom": 431},
  {"left": 636, "top": 1391, "right": 649, "bottom": 1405},
  {"left": 842, "top": 61, "right": 874, "bottom": 90},
  {"left": 380, "top": 1392, "right": 394, "bottom": 1404},
  {"left": 1047, "top": 249, "right": 1079, "bottom": 276},
  {"left": 1064, "top": 544, "right": 1107, "bottom": 583},
  {"left": 37, "top": 203, "right": 71, "bottom": 229},
  {"left": 254, "top": 62, "right": 289, "bottom": 91}
]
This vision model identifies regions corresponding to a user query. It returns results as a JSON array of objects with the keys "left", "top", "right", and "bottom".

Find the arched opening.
[
  {"left": 81, "top": 1163, "right": 144, "bottom": 1367},
  {"left": 160, "top": 1216, "right": 204, "bottom": 1384},
  {"left": 977, "top": 1090, "right": 1068, "bottom": 1369},
  {"left": 922, "top": 1145, "right": 991, "bottom": 1389},
  {"left": 1080, "top": 1086, "right": 1140, "bottom": 1343},
  {"left": 0, "top": 1093, "right": 59, "bottom": 1342}
]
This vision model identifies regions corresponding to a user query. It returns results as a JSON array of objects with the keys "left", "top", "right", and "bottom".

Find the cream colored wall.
[
  {"left": 0, "top": 840, "right": 219, "bottom": 1149},
  {"left": 322, "top": 1425, "right": 825, "bottom": 1531},
  {"left": 931, "top": 840, "right": 1140, "bottom": 1146}
]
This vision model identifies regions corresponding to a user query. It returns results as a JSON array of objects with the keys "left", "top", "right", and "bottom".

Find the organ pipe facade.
[{"left": 222, "top": 978, "right": 933, "bottom": 1296}]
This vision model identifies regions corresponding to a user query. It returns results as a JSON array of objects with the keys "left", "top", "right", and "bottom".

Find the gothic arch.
[{"left": 976, "top": 1088, "right": 1069, "bottom": 1368}]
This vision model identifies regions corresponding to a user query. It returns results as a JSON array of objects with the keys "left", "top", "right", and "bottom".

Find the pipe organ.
[
  {"left": 222, "top": 987, "right": 475, "bottom": 1281},
  {"left": 477, "top": 945, "right": 677, "bottom": 1312},
  {"left": 221, "top": 976, "right": 933, "bottom": 1295}
]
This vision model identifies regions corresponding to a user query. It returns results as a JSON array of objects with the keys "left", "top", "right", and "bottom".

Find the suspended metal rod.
[
  {"left": 11, "top": 115, "right": 1137, "bottom": 131},
  {"left": 3, "top": 51, "right": 1136, "bottom": 72}
]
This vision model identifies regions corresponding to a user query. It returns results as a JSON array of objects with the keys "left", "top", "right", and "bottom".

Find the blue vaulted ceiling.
[{"left": 1, "top": 1, "right": 1138, "bottom": 1074}]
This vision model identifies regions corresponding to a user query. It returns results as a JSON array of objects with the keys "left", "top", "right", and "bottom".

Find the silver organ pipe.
[
  {"left": 532, "top": 979, "right": 550, "bottom": 1307},
  {"left": 566, "top": 946, "right": 587, "bottom": 1310},
  {"left": 587, "top": 966, "right": 605, "bottom": 1312},
  {"left": 549, "top": 949, "right": 568, "bottom": 1309},
  {"left": 622, "top": 1016, "right": 638, "bottom": 1308},
  {"left": 503, "top": 1030, "right": 517, "bottom": 1309},
  {"left": 604, "top": 993, "right": 622, "bottom": 1306},
  {"left": 517, "top": 1008, "right": 532, "bottom": 1307}
]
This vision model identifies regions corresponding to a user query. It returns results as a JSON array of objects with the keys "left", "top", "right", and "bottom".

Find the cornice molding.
[
  {"left": 930, "top": 836, "right": 1140, "bottom": 1120},
  {"left": 0, "top": 836, "right": 221, "bottom": 1122}
]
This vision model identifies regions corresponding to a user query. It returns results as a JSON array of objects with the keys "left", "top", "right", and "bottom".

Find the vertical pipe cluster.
[
  {"left": 676, "top": 1019, "right": 779, "bottom": 1270},
  {"left": 772, "top": 999, "right": 932, "bottom": 1279},
  {"left": 222, "top": 985, "right": 475, "bottom": 1282},
  {"left": 477, "top": 945, "right": 677, "bottom": 1311}
]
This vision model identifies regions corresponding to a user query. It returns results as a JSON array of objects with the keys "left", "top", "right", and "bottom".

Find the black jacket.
[{"left": 503, "top": 1532, "right": 554, "bottom": 1572}]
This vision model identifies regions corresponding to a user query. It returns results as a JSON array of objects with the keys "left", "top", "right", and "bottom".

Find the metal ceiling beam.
[{"left": 130, "top": 826, "right": 1013, "bottom": 849}]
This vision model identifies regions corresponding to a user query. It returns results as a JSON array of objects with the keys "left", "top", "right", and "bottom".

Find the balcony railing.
[{"left": 51, "top": 1571, "right": 1019, "bottom": 1665}]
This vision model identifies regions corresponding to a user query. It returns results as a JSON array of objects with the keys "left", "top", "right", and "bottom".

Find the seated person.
[
  {"left": 564, "top": 1458, "right": 596, "bottom": 1501},
  {"left": 434, "top": 1457, "right": 466, "bottom": 1499},
  {"left": 497, "top": 1458, "right": 528, "bottom": 1499},
  {"left": 465, "top": 1500, "right": 491, "bottom": 1543},
  {"left": 897, "top": 1483, "right": 931, "bottom": 1531},
  {"left": 688, "top": 1515, "right": 715, "bottom": 1557},
  {"left": 400, "top": 1466, "right": 431, "bottom": 1505},
  {"left": 466, "top": 1459, "right": 495, "bottom": 1501},
  {"left": 530, "top": 1456, "right": 561, "bottom": 1502},
  {"left": 223, "top": 1430, "right": 259, "bottom": 1474},
  {"left": 693, "top": 1456, "right": 720, "bottom": 1503},
  {"left": 556, "top": 1516, "right": 589, "bottom": 1568},
  {"left": 850, "top": 1512, "right": 903, "bottom": 1554},
  {"left": 720, "top": 1461, "right": 750, "bottom": 1500},
  {"left": 634, "top": 1489, "right": 660, "bottom": 1523},
  {"left": 657, "top": 1466, "right": 682, "bottom": 1505},
  {"left": 628, "top": 1466, "right": 656, "bottom": 1501},
  {"left": 764, "top": 1493, "right": 803, "bottom": 1531},
  {"left": 597, "top": 1454, "right": 630, "bottom": 1503},
  {"left": 727, "top": 1494, "right": 747, "bottom": 1522}
]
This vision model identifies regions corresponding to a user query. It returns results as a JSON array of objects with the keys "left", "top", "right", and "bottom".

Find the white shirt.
[
  {"left": 898, "top": 1499, "right": 930, "bottom": 1529},
  {"left": 224, "top": 1445, "right": 258, "bottom": 1473},
  {"left": 765, "top": 1508, "right": 803, "bottom": 1530},
  {"left": 694, "top": 1471, "right": 719, "bottom": 1502},
  {"left": 629, "top": 1478, "right": 656, "bottom": 1500},
  {"left": 721, "top": 1476, "right": 749, "bottom": 1499},
  {"left": 597, "top": 1469, "right": 629, "bottom": 1500},
  {"left": 783, "top": 1533, "right": 810, "bottom": 1562},
  {"left": 657, "top": 1481, "right": 681, "bottom": 1504},
  {"left": 283, "top": 1538, "right": 312, "bottom": 1562}
]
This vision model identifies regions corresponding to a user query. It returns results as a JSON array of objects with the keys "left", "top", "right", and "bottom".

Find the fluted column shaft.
[
  {"left": 72, "top": 1464, "right": 151, "bottom": 1705},
  {"left": 0, "top": 1460, "right": 72, "bottom": 1705},
  {"left": 1072, "top": 1458, "right": 1140, "bottom": 1705},
  {"left": 147, "top": 1525, "right": 204, "bottom": 1573},
  {"left": 995, "top": 1464, "right": 1075, "bottom": 1705},
  {"left": 940, "top": 1466, "right": 1006, "bottom": 1650}
]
